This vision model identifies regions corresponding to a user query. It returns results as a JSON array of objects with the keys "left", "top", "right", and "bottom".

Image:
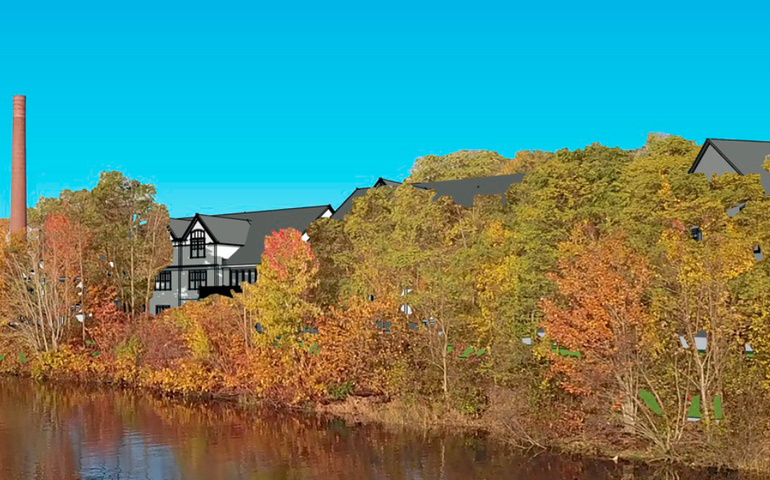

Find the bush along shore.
[{"left": 5, "top": 136, "right": 770, "bottom": 472}]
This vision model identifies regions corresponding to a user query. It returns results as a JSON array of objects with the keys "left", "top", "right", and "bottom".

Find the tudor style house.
[
  {"left": 149, "top": 205, "right": 333, "bottom": 314},
  {"left": 689, "top": 138, "right": 770, "bottom": 194},
  {"left": 150, "top": 172, "right": 524, "bottom": 314}
]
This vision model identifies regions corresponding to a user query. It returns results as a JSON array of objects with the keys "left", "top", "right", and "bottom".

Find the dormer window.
[{"left": 190, "top": 230, "right": 205, "bottom": 258}]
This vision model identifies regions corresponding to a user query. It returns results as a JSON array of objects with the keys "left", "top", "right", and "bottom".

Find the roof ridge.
[
  {"left": 708, "top": 138, "right": 770, "bottom": 144},
  {"left": 173, "top": 204, "right": 333, "bottom": 220},
  {"left": 197, "top": 214, "right": 251, "bottom": 222}
]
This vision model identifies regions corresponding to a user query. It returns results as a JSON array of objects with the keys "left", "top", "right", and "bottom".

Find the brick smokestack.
[{"left": 10, "top": 95, "right": 26, "bottom": 235}]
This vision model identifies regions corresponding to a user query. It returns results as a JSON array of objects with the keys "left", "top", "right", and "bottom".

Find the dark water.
[{"left": 0, "top": 379, "right": 758, "bottom": 480}]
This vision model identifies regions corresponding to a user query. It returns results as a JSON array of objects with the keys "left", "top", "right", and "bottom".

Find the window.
[
  {"left": 190, "top": 230, "right": 205, "bottom": 258},
  {"left": 189, "top": 270, "right": 207, "bottom": 290},
  {"left": 690, "top": 226, "right": 703, "bottom": 242},
  {"left": 155, "top": 305, "right": 171, "bottom": 315},
  {"left": 155, "top": 271, "right": 171, "bottom": 291},
  {"left": 230, "top": 268, "right": 256, "bottom": 286}
]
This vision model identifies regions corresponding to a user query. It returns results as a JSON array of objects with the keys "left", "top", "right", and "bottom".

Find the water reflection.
[{"left": 0, "top": 379, "right": 760, "bottom": 480}]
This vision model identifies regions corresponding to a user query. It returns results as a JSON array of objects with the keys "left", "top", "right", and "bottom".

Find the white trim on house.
[{"left": 150, "top": 204, "right": 333, "bottom": 313}]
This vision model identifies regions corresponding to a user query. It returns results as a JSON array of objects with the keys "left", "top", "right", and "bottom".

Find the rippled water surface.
[{"left": 0, "top": 378, "right": 759, "bottom": 479}]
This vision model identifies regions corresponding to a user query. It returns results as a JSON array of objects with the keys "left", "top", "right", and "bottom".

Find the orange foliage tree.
[{"left": 541, "top": 225, "right": 652, "bottom": 433}]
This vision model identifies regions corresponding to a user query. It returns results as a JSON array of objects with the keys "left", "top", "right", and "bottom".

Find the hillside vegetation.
[{"left": 3, "top": 135, "right": 770, "bottom": 471}]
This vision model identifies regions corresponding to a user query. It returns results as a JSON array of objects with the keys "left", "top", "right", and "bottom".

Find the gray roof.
[
  {"left": 412, "top": 173, "right": 525, "bottom": 207},
  {"left": 375, "top": 178, "right": 401, "bottom": 187},
  {"left": 331, "top": 174, "right": 525, "bottom": 219},
  {"left": 691, "top": 139, "right": 770, "bottom": 192},
  {"left": 330, "top": 188, "right": 370, "bottom": 219},
  {"left": 331, "top": 178, "right": 402, "bottom": 220},
  {"left": 169, "top": 219, "right": 190, "bottom": 239},
  {"left": 196, "top": 215, "right": 251, "bottom": 245},
  {"left": 177, "top": 205, "right": 332, "bottom": 266}
]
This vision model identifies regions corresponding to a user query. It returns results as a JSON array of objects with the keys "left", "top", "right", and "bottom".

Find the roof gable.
[
  {"left": 690, "top": 138, "right": 770, "bottom": 193},
  {"left": 169, "top": 219, "right": 191, "bottom": 240},
  {"left": 179, "top": 214, "right": 220, "bottom": 243}
]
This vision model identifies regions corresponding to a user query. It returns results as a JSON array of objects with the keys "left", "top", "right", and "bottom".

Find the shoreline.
[{"left": 0, "top": 372, "right": 751, "bottom": 477}]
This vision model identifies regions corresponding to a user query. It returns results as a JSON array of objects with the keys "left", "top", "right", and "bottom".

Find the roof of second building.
[
  {"left": 330, "top": 178, "right": 401, "bottom": 219},
  {"left": 331, "top": 173, "right": 525, "bottom": 219},
  {"left": 706, "top": 139, "right": 770, "bottom": 177},
  {"left": 690, "top": 138, "right": 770, "bottom": 193},
  {"left": 412, "top": 173, "right": 525, "bottom": 207}
]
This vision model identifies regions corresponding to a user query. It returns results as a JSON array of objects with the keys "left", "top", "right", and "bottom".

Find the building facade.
[
  {"left": 150, "top": 172, "right": 525, "bottom": 315},
  {"left": 150, "top": 205, "right": 333, "bottom": 314}
]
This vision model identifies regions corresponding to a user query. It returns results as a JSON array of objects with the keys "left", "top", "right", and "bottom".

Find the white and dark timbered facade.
[{"left": 150, "top": 205, "right": 333, "bottom": 313}]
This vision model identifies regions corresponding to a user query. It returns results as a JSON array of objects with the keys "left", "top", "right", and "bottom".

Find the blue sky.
[{"left": 1, "top": 0, "right": 769, "bottom": 218}]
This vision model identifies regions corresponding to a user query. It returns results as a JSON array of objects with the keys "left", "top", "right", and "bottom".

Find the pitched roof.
[
  {"left": 331, "top": 178, "right": 402, "bottom": 220},
  {"left": 690, "top": 139, "right": 770, "bottom": 192},
  {"left": 374, "top": 178, "right": 401, "bottom": 187},
  {"left": 412, "top": 173, "right": 525, "bottom": 207},
  {"left": 331, "top": 188, "right": 370, "bottom": 219},
  {"left": 195, "top": 215, "right": 251, "bottom": 245},
  {"left": 174, "top": 205, "right": 332, "bottom": 266},
  {"left": 169, "top": 218, "right": 190, "bottom": 239},
  {"left": 331, "top": 174, "right": 525, "bottom": 219}
]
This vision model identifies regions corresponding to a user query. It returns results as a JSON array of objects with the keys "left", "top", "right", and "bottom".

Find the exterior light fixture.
[{"left": 690, "top": 226, "right": 703, "bottom": 242}]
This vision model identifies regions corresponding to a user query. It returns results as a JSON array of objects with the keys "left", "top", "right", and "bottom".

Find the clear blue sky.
[{"left": 1, "top": 0, "right": 769, "bottom": 218}]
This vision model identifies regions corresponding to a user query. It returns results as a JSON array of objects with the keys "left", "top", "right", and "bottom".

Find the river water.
[{"left": 0, "top": 378, "right": 758, "bottom": 480}]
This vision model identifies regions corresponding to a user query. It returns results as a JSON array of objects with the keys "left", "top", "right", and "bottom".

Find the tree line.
[{"left": 3, "top": 135, "right": 770, "bottom": 470}]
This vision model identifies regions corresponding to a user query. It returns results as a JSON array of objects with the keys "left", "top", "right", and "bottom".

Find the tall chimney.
[{"left": 10, "top": 95, "right": 26, "bottom": 235}]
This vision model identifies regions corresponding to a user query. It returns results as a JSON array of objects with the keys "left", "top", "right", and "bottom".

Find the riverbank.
[
  {"left": 0, "top": 364, "right": 758, "bottom": 477},
  {"left": 12, "top": 375, "right": 746, "bottom": 480},
  {"left": 0, "top": 302, "right": 767, "bottom": 478}
]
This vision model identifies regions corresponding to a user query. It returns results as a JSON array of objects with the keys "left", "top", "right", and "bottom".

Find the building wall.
[{"left": 149, "top": 239, "right": 253, "bottom": 312}]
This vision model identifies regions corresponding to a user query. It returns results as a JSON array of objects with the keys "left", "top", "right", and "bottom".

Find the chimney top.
[{"left": 13, "top": 95, "right": 25, "bottom": 118}]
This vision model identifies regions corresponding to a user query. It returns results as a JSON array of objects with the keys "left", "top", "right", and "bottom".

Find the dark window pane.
[{"left": 190, "top": 230, "right": 205, "bottom": 258}]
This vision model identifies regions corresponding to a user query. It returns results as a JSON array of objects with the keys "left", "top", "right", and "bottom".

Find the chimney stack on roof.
[{"left": 10, "top": 95, "right": 26, "bottom": 235}]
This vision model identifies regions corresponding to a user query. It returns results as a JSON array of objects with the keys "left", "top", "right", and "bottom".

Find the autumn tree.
[
  {"left": 2, "top": 214, "right": 82, "bottom": 352},
  {"left": 90, "top": 171, "right": 171, "bottom": 318},
  {"left": 506, "top": 144, "right": 633, "bottom": 348},
  {"left": 407, "top": 150, "right": 511, "bottom": 183},
  {"left": 245, "top": 228, "right": 320, "bottom": 348},
  {"left": 541, "top": 226, "right": 653, "bottom": 433}
]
